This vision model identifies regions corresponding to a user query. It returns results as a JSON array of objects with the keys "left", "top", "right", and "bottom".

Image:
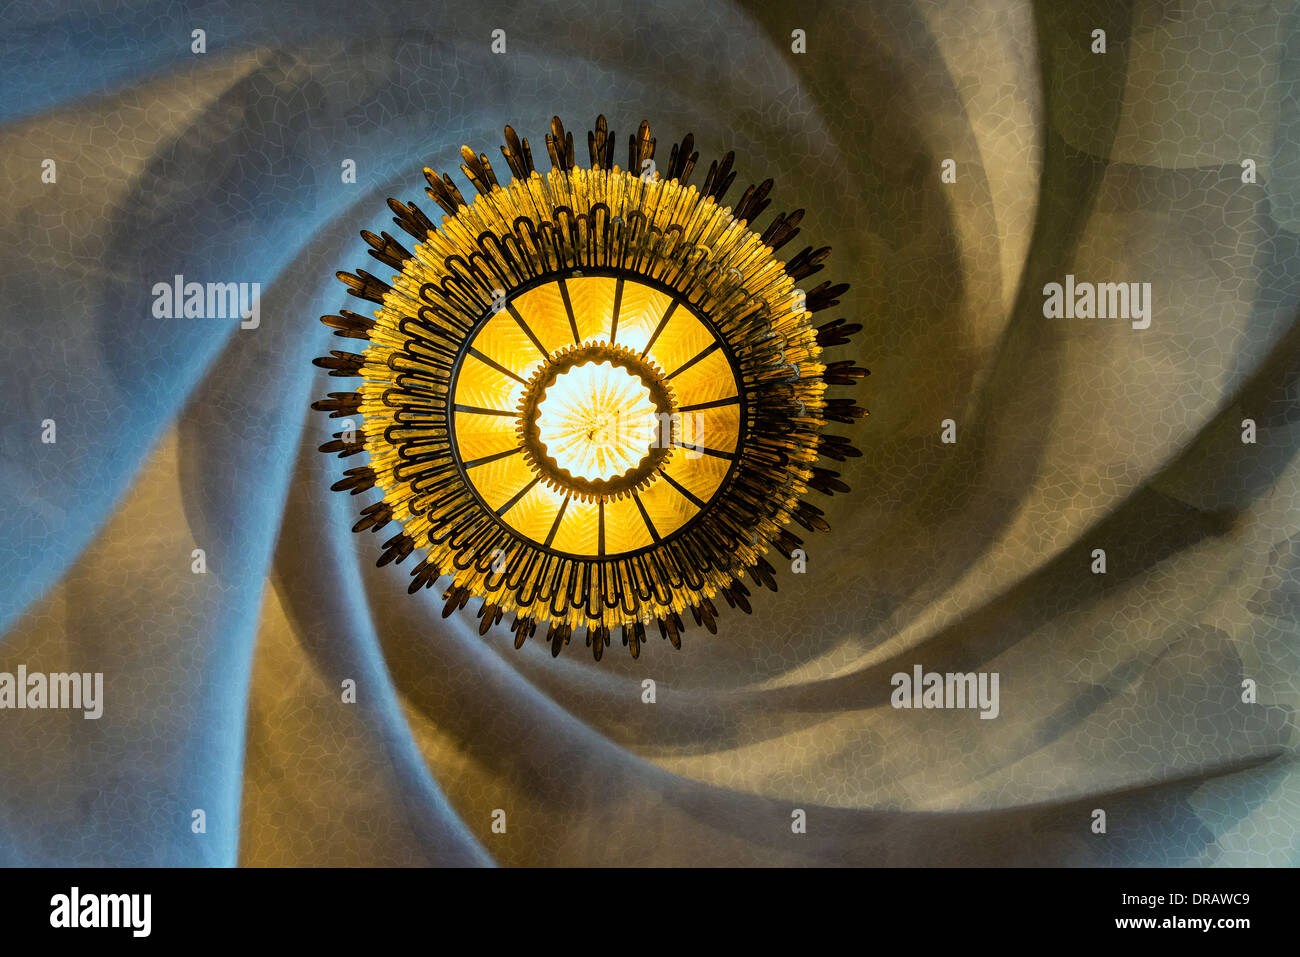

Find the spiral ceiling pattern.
[{"left": 1, "top": 0, "right": 1298, "bottom": 866}]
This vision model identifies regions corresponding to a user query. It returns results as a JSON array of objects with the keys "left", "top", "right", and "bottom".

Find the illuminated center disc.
[
  {"left": 535, "top": 361, "right": 659, "bottom": 481},
  {"left": 451, "top": 275, "right": 741, "bottom": 553}
]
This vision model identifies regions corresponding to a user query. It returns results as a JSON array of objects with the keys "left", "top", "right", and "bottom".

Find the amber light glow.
[{"left": 314, "top": 113, "right": 868, "bottom": 659}]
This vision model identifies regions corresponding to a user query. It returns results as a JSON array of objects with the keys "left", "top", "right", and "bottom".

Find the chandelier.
[{"left": 312, "top": 115, "right": 867, "bottom": 659}]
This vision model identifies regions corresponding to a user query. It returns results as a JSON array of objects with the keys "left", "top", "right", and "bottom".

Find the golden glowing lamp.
[{"left": 313, "top": 114, "right": 868, "bottom": 660}]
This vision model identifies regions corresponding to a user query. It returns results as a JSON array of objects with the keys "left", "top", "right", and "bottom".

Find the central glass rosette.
[
  {"left": 534, "top": 361, "right": 659, "bottom": 481},
  {"left": 448, "top": 275, "right": 741, "bottom": 558}
]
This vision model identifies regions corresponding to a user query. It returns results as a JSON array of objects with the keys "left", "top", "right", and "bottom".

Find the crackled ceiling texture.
[{"left": 1, "top": 0, "right": 1298, "bottom": 865}]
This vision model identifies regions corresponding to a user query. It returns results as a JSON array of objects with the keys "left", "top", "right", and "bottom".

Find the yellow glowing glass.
[
  {"left": 315, "top": 113, "right": 868, "bottom": 659},
  {"left": 449, "top": 274, "right": 739, "bottom": 560}
]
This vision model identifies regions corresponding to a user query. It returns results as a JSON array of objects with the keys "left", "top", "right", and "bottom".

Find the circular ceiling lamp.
[{"left": 312, "top": 115, "right": 867, "bottom": 660}]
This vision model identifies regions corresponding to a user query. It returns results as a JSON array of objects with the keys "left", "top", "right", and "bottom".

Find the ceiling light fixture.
[{"left": 312, "top": 115, "right": 868, "bottom": 659}]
